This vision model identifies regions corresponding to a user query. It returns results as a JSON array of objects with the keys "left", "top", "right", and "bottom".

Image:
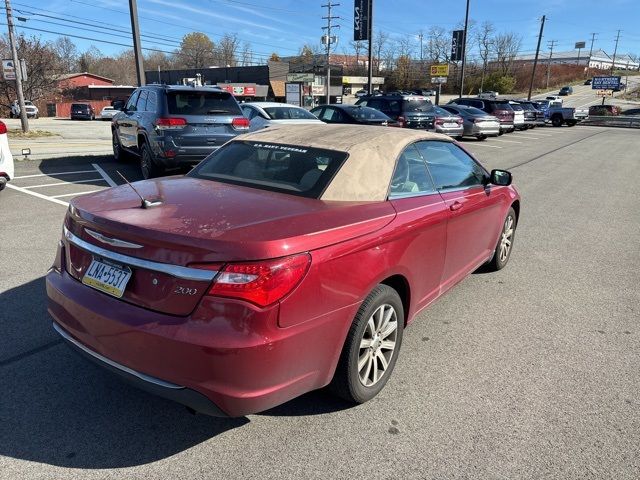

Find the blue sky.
[{"left": 16, "top": 0, "right": 640, "bottom": 61}]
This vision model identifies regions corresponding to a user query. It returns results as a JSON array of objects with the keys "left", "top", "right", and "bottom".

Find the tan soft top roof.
[{"left": 237, "top": 124, "right": 453, "bottom": 201}]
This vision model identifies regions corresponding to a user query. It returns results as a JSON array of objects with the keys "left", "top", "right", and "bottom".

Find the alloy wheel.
[
  {"left": 499, "top": 215, "right": 514, "bottom": 263},
  {"left": 358, "top": 303, "right": 398, "bottom": 387}
]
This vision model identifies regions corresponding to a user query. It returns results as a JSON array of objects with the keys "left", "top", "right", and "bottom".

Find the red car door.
[
  {"left": 388, "top": 144, "right": 448, "bottom": 313},
  {"left": 415, "top": 141, "right": 505, "bottom": 291}
]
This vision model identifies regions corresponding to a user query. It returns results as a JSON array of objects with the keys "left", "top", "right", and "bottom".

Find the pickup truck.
[{"left": 533, "top": 100, "right": 588, "bottom": 127}]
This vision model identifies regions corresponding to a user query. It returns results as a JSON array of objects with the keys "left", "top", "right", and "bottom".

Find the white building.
[{"left": 513, "top": 49, "right": 639, "bottom": 70}]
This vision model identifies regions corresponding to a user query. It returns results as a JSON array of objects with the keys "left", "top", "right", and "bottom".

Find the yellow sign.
[
  {"left": 430, "top": 64, "right": 449, "bottom": 76},
  {"left": 596, "top": 89, "right": 613, "bottom": 97}
]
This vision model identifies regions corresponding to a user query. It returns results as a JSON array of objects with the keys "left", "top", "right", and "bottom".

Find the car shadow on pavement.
[{"left": 0, "top": 277, "right": 248, "bottom": 469}]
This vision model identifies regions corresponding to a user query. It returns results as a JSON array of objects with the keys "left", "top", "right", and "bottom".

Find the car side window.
[
  {"left": 146, "top": 91, "right": 157, "bottom": 112},
  {"left": 137, "top": 90, "right": 148, "bottom": 112},
  {"left": 415, "top": 141, "right": 487, "bottom": 191},
  {"left": 241, "top": 106, "right": 256, "bottom": 119},
  {"left": 389, "top": 144, "right": 437, "bottom": 198},
  {"left": 366, "top": 99, "right": 384, "bottom": 111},
  {"left": 388, "top": 100, "right": 402, "bottom": 114},
  {"left": 125, "top": 90, "right": 140, "bottom": 112},
  {"left": 320, "top": 107, "right": 343, "bottom": 122}
]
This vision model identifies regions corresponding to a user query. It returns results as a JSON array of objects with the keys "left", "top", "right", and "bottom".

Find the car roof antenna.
[{"left": 116, "top": 171, "right": 162, "bottom": 208}]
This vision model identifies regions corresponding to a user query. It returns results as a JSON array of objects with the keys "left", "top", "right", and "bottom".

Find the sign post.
[{"left": 575, "top": 41, "right": 586, "bottom": 65}]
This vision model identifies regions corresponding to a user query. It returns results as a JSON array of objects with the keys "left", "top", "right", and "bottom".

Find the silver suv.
[{"left": 112, "top": 85, "right": 249, "bottom": 178}]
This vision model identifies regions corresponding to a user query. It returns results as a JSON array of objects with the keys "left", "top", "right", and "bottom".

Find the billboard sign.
[
  {"left": 285, "top": 83, "right": 301, "bottom": 106},
  {"left": 2, "top": 59, "right": 16, "bottom": 80},
  {"left": 592, "top": 76, "right": 621, "bottom": 90},
  {"left": 575, "top": 41, "right": 586, "bottom": 49},
  {"left": 451, "top": 30, "right": 464, "bottom": 62},
  {"left": 353, "top": 0, "right": 370, "bottom": 41},
  {"left": 286, "top": 73, "right": 315, "bottom": 82},
  {"left": 430, "top": 64, "right": 449, "bottom": 76}
]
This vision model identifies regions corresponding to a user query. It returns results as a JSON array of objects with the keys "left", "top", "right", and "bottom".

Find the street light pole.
[
  {"left": 458, "top": 0, "right": 470, "bottom": 98},
  {"left": 527, "top": 15, "right": 546, "bottom": 100},
  {"left": 128, "top": 0, "right": 145, "bottom": 86}
]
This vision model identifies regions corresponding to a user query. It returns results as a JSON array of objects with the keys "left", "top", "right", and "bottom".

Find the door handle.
[{"left": 450, "top": 201, "right": 463, "bottom": 211}]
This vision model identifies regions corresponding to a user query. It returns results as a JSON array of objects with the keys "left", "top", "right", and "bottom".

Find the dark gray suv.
[
  {"left": 112, "top": 85, "right": 249, "bottom": 178},
  {"left": 354, "top": 94, "right": 435, "bottom": 129}
]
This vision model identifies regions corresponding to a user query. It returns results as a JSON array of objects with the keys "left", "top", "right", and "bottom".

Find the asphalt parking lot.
[{"left": 1, "top": 123, "right": 639, "bottom": 479}]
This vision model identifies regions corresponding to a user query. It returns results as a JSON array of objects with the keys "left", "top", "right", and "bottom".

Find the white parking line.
[
  {"left": 50, "top": 189, "right": 104, "bottom": 199},
  {"left": 516, "top": 131, "right": 550, "bottom": 137},
  {"left": 26, "top": 178, "right": 105, "bottom": 189},
  {"left": 5, "top": 183, "right": 69, "bottom": 207},
  {"left": 493, "top": 139, "right": 523, "bottom": 144},
  {"left": 13, "top": 169, "right": 97, "bottom": 179},
  {"left": 92, "top": 163, "right": 118, "bottom": 188},
  {"left": 464, "top": 143, "right": 502, "bottom": 148}
]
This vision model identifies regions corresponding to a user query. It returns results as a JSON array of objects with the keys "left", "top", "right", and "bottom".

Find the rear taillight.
[
  {"left": 0, "top": 121, "right": 7, "bottom": 134},
  {"left": 204, "top": 253, "right": 311, "bottom": 307},
  {"left": 231, "top": 117, "right": 250, "bottom": 130},
  {"left": 456, "top": 118, "right": 463, "bottom": 125},
  {"left": 155, "top": 117, "right": 187, "bottom": 129},
  {"left": 434, "top": 118, "right": 444, "bottom": 125}
]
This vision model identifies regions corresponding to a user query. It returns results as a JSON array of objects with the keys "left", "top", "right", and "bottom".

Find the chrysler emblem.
[{"left": 85, "top": 229, "right": 143, "bottom": 249}]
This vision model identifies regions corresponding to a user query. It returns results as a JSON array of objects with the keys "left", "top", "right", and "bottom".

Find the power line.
[{"left": 545, "top": 39, "right": 557, "bottom": 89}]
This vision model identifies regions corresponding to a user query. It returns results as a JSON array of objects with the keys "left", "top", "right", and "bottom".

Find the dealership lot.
[{"left": 1, "top": 125, "right": 639, "bottom": 479}]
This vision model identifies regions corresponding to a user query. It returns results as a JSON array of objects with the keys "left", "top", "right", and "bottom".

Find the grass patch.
[{"left": 7, "top": 128, "right": 58, "bottom": 139}]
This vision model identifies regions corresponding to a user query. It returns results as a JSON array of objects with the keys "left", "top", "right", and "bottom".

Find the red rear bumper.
[{"left": 46, "top": 267, "right": 353, "bottom": 417}]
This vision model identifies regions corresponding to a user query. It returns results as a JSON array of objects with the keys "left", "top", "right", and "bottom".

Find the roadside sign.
[
  {"left": 596, "top": 89, "right": 613, "bottom": 97},
  {"left": 431, "top": 77, "right": 448, "bottom": 84},
  {"left": 451, "top": 30, "right": 464, "bottom": 62},
  {"left": 430, "top": 64, "right": 449, "bottom": 76},
  {"left": 286, "top": 73, "right": 314, "bottom": 83},
  {"left": 592, "top": 76, "right": 621, "bottom": 90},
  {"left": 285, "top": 83, "right": 301, "bottom": 106},
  {"left": 353, "top": 0, "right": 371, "bottom": 41},
  {"left": 2, "top": 59, "right": 16, "bottom": 80},
  {"left": 575, "top": 41, "right": 586, "bottom": 49}
]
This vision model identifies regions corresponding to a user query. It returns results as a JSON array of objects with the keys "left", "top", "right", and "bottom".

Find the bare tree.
[
  {"left": 475, "top": 21, "right": 495, "bottom": 91},
  {"left": 349, "top": 40, "right": 365, "bottom": 69},
  {"left": 373, "top": 31, "right": 389, "bottom": 74},
  {"left": 426, "top": 26, "right": 450, "bottom": 63},
  {"left": 217, "top": 33, "right": 240, "bottom": 67},
  {"left": 240, "top": 41, "right": 253, "bottom": 66},
  {"left": 493, "top": 32, "right": 522, "bottom": 75},
  {"left": 53, "top": 36, "right": 78, "bottom": 73}
]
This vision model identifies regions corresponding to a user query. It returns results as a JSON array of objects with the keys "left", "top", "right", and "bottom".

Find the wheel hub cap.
[{"left": 357, "top": 303, "right": 398, "bottom": 387}]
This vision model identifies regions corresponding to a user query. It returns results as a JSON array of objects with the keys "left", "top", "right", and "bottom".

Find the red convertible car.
[{"left": 46, "top": 125, "right": 520, "bottom": 417}]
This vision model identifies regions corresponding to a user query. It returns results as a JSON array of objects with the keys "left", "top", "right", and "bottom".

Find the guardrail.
[{"left": 581, "top": 115, "right": 640, "bottom": 128}]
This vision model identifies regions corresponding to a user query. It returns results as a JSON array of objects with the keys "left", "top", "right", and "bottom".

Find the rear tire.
[
  {"left": 140, "top": 143, "right": 163, "bottom": 179},
  {"left": 476, "top": 134, "right": 487, "bottom": 141},
  {"left": 498, "top": 129, "right": 504, "bottom": 136},
  {"left": 551, "top": 115, "right": 563, "bottom": 127},
  {"left": 0, "top": 177, "right": 6, "bottom": 191},
  {"left": 329, "top": 284, "right": 404, "bottom": 404},
  {"left": 485, "top": 207, "right": 517, "bottom": 272}
]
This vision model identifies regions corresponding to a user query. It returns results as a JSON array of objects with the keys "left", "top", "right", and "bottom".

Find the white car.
[
  {"left": 478, "top": 91, "right": 499, "bottom": 99},
  {"left": 100, "top": 106, "right": 119, "bottom": 120},
  {"left": 240, "top": 102, "right": 323, "bottom": 132},
  {"left": 0, "top": 120, "right": 14, "bottom": 191},
  {"left": 10, "top": 100, "right": 38, "bottom": 118}
]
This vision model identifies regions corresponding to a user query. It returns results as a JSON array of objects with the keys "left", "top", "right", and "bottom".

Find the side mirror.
[{"left": 490, "top": 169, "right": 512, "bottom": 186}]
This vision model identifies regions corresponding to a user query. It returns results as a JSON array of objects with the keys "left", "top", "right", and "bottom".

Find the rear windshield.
[
  {"left": 263, "top": 106, "right": 317, "bottom": 120},
  {"left": 189, "top": 141, "right": 348, "bottom": 198},
  {"left": 462, "top": 106, "right": 488, "bottom": 116},
  {"left": 402, "top": 98, "right": 433, "bottom": 112},
  {"left": 495, "top": 102, "right": 513, "bottom": 110},
  {"left": 510, "top": 103, "right": 524, "bottom": 111},
  {"left": 167, "top": 90, "right": 241, "bottom": 115},
  {"left": 343, "top": 106, "right": 389, "bottom": 120},
  {"left": 71, "top": 104, "right": 88, "bottom": 110}
]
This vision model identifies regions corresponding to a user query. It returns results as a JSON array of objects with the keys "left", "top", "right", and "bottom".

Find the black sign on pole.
[
  {"left": 354, "top": 0, "right": 370, "bottom": 41},
  {"left": 451, "top": 30, "right": 464, "bottom": 62}
]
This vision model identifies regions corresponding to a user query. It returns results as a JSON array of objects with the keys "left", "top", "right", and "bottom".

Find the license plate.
[
  {"left": 82, "top": 258, "right": 132, "bottom": 298},
  {"left": 444, "top": 123, "right": 458, "bottom": 128}
]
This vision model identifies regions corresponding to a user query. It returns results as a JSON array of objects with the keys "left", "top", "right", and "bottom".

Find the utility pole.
[
  {"left": 418, "top": 32, "right": 424, "bottom": 61},
  {"left": 128, "top": 0, "right": 145, "bottom": 86},
  {"left": 586, "top": 32, "right": 597, "bottom": 77},
  {"left": 611, "top": 30, "right": 621, "bottom": 73},
  {"left": 366, "top": 0, "right": 373, "bottom": 95},
  {"left": 322, "top": 2, "right": 339, "bottom": 105},
  {"left": 458, "top": 0, "right": 471, "bottom": 98},
  {"left": 4, "top": 0, "right": 28, "bottom": 132},
  {"left": 527, "top": 15, "right": 546, "bottom": 100},
  {"left": 545, "top": 40, "right": 557, "bottom": 90}
]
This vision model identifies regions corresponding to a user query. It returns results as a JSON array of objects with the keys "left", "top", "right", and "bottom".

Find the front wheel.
[
  {"left": 551, "top": 115, "right": 563, "bottom": 127},
  {"left": 485, "top": 207, "right": 517, "bottom": 271},
  {"left": 329, "top": 284, "right": 404, "bottom": 404}
]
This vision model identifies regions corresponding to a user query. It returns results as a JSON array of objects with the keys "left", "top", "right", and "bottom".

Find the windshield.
[
  {"left": 433, "top": 106, "right": 455, "bottom": 116},
  {"left": 263, "top": 106, "right": 317, "bottom": 120},
  {"left": 402, "top": 98, "right": 433, "bottom": 112},
  {"left": 189, "top": 141, "right": 348, "bottom": 198},
  {"left": 167, "top": 90, "right": 241, "bottom": 115},
  {"left": 510, "top": 103, "right": 524, "bottom": 111},
  {"left": 344, "top": 106, "right": 390, "bottom": 120}
]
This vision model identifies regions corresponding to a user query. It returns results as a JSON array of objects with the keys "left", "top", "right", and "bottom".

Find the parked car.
[
  {"left": 514, "top": 100, "right": 544, "bottom": 127},
  {"left": 310, "top": 104, "right": 395, "bottom": 126},
  {"left": 547, "top": 105, "right": 589, "bottom": 126},
  {"left": 430, "top": 106, "right": 464, "bottom": 138},
  {"left": 588, "top": 105, "right": 622, "bottom": 116},
  {"left": 441, "top": 105, "right": 500, "bottom": 140},
  {"left": 10, "top": 100, "right": 38, "bottom": 118},
  {"left": 0, "top": 120, "right": 13, "bottom": 191},
  {"left": 584, "top": 79, "right": 592, "bottom": 85},
  {"left": 559, "top": 86, "right": 573, "bottom": 96},
  {"left": 477, "top": 91, "right": 499, "bottom": 99},
  {"left": 447, "top": 98, "right": 515, "bottom": 134},
  {"left": 355, "top": 89, "right": 368, "bottom": 97},
  {"left": 546, "top": 95, "right": 562, "bottom": 102},
  {"left": 413, "top": 89, "right": 436, "bottom": 96},
  {"left": 355, "top": 94, "right": 435, "bottom": 129},
  {"left": 112, "top": 85, "right": 248, "bottom": 179},
  {"left": 507, "top": 101, "right": 527, "bottom": 130},
  {"left": 46, "top": 124, "right": 520, "bottom": 417},
  {"left": 622, "top": 108, "right": 640, "bottom": 116},
  {"left": 70, "top": 103, "right": 95, "bottom": 121},
  {"left": 100, "top": 106, "right": 119, "bottom": 120},
  {"left": 241, "top": 102, "right": 323, "bottom": 131}
]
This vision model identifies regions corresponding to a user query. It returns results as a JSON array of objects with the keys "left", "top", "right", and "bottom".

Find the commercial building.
[{"left": 513, "top": 49, "right": 639, "bottom": 70}]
